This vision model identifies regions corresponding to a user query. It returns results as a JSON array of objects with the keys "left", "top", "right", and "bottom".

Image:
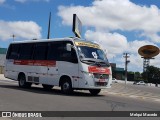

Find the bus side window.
[
  {"left": 71, "top": 48, "right": 78, "bottom": 63},
  {"left": 7, "top": 44, "right": 20, "bottom": 59},
  {"left": 33, "top": 43, "right": 48, "bottom": 60},
  {"left": 61, "top": 41, "right": 78, "bottom": 63},
  {"left": 19, "top": 43, "right": 34, "bottom": 60},
  {"left": 48, "top": 41, "right": 78, "bottom": 63},
  {"left": 47, "top": 41, "right": 63, "bottom": 61}
]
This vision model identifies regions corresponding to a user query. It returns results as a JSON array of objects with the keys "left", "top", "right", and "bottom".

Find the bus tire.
[
  {"left": 42, "top": 84, "right": 53, "bottom": 90},
  {"left": 61, "top": 78, "right": 73, "bottom": 94},
  {"left": 18, "top": 74, "right": 32, "bottom": 88},
  {"left": 89, "top": 89, "right": 101, "bottom": 96}
]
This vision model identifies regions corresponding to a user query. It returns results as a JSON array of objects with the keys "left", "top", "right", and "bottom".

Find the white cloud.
[
  {"left": 0, "top": 0, "right": 5, "bottom": 4},
  {"left": 15, "top": 0, "right": 50, "bottom": 3},
  {"left": 57, "top": 0, "right": 160, "bottom": 72},
  {"left": 84, "top": 15, "right": 160, "bottom": 71},
  {"left": 150, "top": 54, "right": 160, "bottom": 68},
  {"left": 124, "top": 40, "right": 159, "bottom": 72},
  {"left": 127, "top": 52, "right": 160, "bottom": 72},
  {"left": 85, "top": 30, "right": 128, "bottom": 58},
  {"left": 84, "top": 30, "right": 160, "bottom": 72},
  {"left": 126, "top": 40, "right": 158, "bottom": 54},
  {"left": 58, "top": 0, "right": 160, "bottom": 43},
  {"left": 0, "top": 20, "right": 42, "bottom": 40},
  {"left": 14, "top": 0, "right": 27, "bottom": 3},
  {"left": 127, "top": 54, "right": 143, "bottom": 72}
]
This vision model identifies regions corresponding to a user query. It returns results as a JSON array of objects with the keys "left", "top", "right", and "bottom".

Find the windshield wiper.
[
  {"left": 97, "top": 61, "right": 110, "bottom": 67},
  {"left": 81, "top": 58, "right": 110, "bottom": 67},
  {"left": 81, "top": 58, "right": 96, "bottom": 64}
]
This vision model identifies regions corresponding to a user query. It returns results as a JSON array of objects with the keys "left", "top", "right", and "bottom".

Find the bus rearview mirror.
[{"left": 66, "top": 43, "right": 72, "bottom": 51}]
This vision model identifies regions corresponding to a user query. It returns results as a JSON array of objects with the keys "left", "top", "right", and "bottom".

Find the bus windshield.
[
  {"left": 78, "top": 46, "right": 106, "bottom": 60},
  {"left": 77, "top": 46, "right": 110, "bottom": 67}
]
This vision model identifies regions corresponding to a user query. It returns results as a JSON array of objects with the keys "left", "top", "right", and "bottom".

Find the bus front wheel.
[
  {"left": 61, "top": 79, "right": 73, "bottom": 94},
  {"left": 89, "top": 89, "right": 101, "bottom": 95}
]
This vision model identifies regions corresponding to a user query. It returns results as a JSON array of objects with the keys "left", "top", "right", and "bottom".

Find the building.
[
  {"left": 110, "top": 63, "right": 136, "bottom": 81},
  {"left": 110, "top": 63, "right": 125, "bottom": 80},
  {"left": 0, "top": 48, "right": 7, "bottom": 74}
]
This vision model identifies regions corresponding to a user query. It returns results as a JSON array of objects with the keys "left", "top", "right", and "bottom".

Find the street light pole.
[{"left": 123, "top": 53, "right": 130, "bottom": 87}]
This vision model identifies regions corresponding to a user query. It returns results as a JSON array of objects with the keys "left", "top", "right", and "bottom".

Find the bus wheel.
[
  {"left": 42, "top": 84, "right": 53, "bottom": 90},
  {"left": 18, "top": 74, "right": 32, "bottom": 88},
  {"left": 61, "top": 79, "right": 73, "bottom": 94},
  {"left": 89, "top": 89, "right": 101, "bottom": 96}
]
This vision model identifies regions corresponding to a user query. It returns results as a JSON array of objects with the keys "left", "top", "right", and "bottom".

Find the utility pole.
[
  {"left": 47, "top": 12, "right": 51, "bottom": 39},
  {"left": 123, "top": 53, "right": 130, "bottom": 87},
  {"left": 11, "top": 34, "right": 16, "bottom": 41}
]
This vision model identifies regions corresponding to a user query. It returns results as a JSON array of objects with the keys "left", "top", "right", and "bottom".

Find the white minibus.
[{"left": 5, "top": 37, "right": 112, "bottom": 95}]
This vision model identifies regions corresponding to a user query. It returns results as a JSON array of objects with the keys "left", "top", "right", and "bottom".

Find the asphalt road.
[
  {"left": 106, "top": 82, "right": 160, "bottom": 103},
  {"left": 0, "top": 78, "right": 160, "bottom": 120}
]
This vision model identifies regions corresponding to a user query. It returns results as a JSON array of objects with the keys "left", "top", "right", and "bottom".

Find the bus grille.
[{"left": 93, "top": 73, "right": 109, "bottom": 79}]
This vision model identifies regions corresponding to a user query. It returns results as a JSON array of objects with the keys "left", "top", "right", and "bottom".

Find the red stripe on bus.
[
  {"left": 88, "top": 66, "right": 110, "bottom": 74},
  {"left": 14, "top": 60, "right": 56, "bottom": 67}
]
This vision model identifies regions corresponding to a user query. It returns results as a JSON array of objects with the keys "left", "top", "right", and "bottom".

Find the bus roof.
[
  {"left": 10, "top": 37, "right": 99, "bottom": 46},
  {"left": 11, "top": 37, "right": 74, "bottom": 44}
]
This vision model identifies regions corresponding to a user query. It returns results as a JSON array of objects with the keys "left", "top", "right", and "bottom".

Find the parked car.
[
  {"left": 112, "top": 78, "right": 118, "bottom": 83},
  {"left": 133, "top": 81, "right": 146, "bottom": 85}
]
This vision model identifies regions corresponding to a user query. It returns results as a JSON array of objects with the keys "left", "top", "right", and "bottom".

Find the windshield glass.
[
  {"left": 75, "top": 41, "right": 110, "bottom": 67},
  {"left": 78, "top": 46, "right": 107, "bottom": 61}
]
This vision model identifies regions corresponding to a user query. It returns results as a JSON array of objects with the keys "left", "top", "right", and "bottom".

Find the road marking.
[{"left": 103, "top": 84, "right": 160, "bottom": 103}]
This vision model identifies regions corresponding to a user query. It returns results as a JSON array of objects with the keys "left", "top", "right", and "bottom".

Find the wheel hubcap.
[
  {"left": 20, "top": 78, "right": 25, "bottom": 86},
  {"left": 63, "top": 82, "right": 70, "bottom": 91}
]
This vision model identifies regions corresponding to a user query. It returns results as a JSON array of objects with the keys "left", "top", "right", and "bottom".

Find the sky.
[{"left": 0, "top": 0, "right": 160, "bottom": 72}]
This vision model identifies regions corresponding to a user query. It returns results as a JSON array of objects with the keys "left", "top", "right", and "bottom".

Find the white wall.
[{"left": 0, "top": 54, "right": 6, "bottom": 66}]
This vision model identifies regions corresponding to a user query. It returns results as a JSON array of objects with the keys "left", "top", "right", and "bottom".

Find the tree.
[
  {"left": 134, "top": 72, "right": 141, "bottom": 81},
  {"left": 142, "top": 66, "right": 160, "bottom": 84}
]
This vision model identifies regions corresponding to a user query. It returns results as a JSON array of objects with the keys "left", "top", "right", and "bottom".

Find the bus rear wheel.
[
  {"left": 42, "top": 84, "right": 53, "bottom": 90},
  {"left": 18, "top": 74, "right": 32, "bottom": 88},
  {"left": 89, "top": 89, "right": 101, "bottom": 95}
]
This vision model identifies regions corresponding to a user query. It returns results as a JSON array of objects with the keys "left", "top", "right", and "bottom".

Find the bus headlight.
[{"left": 81, "top": 71, "right": 93, "bottom": 77}]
